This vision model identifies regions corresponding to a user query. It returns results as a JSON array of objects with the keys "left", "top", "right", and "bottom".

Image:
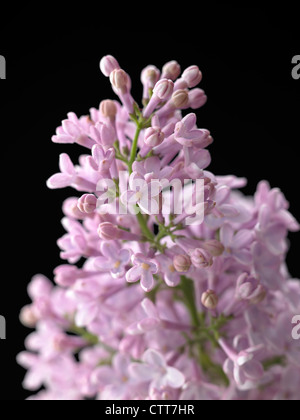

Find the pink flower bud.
[
  {"left": 189, "top": 88, "right": 207, "bottom": 109},
  {"left": 190, "top": 248, "right": 213, "bottom": 268},
  {"left": 236, "top": 273, "right": 267, "bottom": 304},
  {"left": 173, "top": 254, "right": 192, "bottom": 273},
  {"left": 144, "top": 127, "right": 165, "bottom": 147},
  {"left": 141, "top": 65, "right": 161, "bottom": 88},
  {"left": 100, "top": 55, "right": 120, "bottom": 77},
  {"left": 171, "top": 89, "right": 189, "bottom": 109},
  {"left": 110, "top": 69, "right": 129, "bottom": 94},
  {"left": 153, "top": 79, "right": 174, "bottom": 100},
  {"left": 63, "top": 197, "right": 87, "bottom": 220},
  {"left": 202, "top": 240, "right": 224, "bottom": 257},
  {"left": 162, "top": 60, "right": 181, "bottom": 81},
  {"left": 201, "top": 290, "right": 219, "bottom": 309},
  {"left": 53, "top": 265, "right": 78, "bottom": 287},
  {"left": 77, "top": 194, "right": 97, "bottom": 214},
  {"left": 19, "top": 305, "right": 38, "bottom": 328},
  {"left": 97, "top": 222, "right": 140, "bottom": 241},
  {"left": 143, "top": 79, "right": 175, "bottom": 118},
  {"left": 99, "top": 122, "right": 117, "bottom": 148},
  {"left": 97, "top": 222, "right": 120, "bottom": 240},
  {"left": 100, "top": 100, "right": 118, "bottom": 119},
  {"left": 182, "top": 65, "right": 202, "bottom": 88},
  {"left": 174, "top": 78, "right": 189, "bottom": 90}
]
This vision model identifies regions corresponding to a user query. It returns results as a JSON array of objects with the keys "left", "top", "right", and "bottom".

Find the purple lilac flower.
[
  {"left": 93, "top": 241, "right": 131, "bottom": 279},
  {"left": 126, "top": 254, "right": 159, "bottom": 292},
  {"left": 18, "top": 55, "right": 300, "bottom": 401},
  {"left": 130, "top": 349, "right": 185, "bottom": 390}
]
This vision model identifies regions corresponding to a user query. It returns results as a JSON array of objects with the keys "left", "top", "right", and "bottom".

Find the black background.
[{"left": 0, "top": 6, "right": 300, "bottom": 400}]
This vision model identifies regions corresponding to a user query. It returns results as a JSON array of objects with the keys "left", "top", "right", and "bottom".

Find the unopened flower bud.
[
  {"left": 182, "top": 65, "right": 202, "bottom": 88},
  {"left": 173, "top": 254, "right": 192, "bottom": 273},
  {"left": 190, "top": 248, "right": 213, "bottom": 268},
  {"left": 174, "top": 78, "right": 189, "bottom": 90},
  {"left": 188, "top": 88, "right": 207, "bottom": 109},
  {"left": 100, "top": 100, "right": 118, "bottom": 119},
  {"left": 110, "top": 69, "right": 129, "bottom": 94},
  {"left": 144, "top": 127, "right": 165, "bottom": 147},
  {"left": 20, "top": 305, "right": 38, "bottom": 328},
  {"left": 141, "top": 65, "right": 160, "bottom": 88},
  {"left": 97, "top": 222, "right": 119, "bottom": 240},
  {"left": 54, "top": 265, "right": 78, "bottom": 287},
  {"left": 99, "top": 122, "right": 117, "bottom": 148},
  {"left": 63, "top": 197, "right": 87, "bottom": 220},
  {"left": 100, "top": 55, "right": 120, "bottom": 77},
  {"left": 171, "top": 89, "right": 189, "bottom": 109},
  {"left": 202, "top": 240, "right": 224, "bottom": 257},
  {"left": 153, "top": 78, "right": 174, "bottom": 100},
  {"left": 162, "top": 60, "right": 181, "bottom": 81},
  {"left": 201, "top": 290, "right": 219, "bottom": 309},
  {"left": 78, "top": 194, "right": 97, "bottom": 214},
  {"left": 143, "top": 79, "right": 175, "bottom": 118},
  {"left": 236, "top": 273, "right": 267, "bottom": 304},
  {"left": 97, "top": 222, "right": 140, "bottom": 241}
]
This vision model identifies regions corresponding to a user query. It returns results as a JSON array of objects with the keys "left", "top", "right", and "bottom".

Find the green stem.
[
  {"left": 69, "top": 324, "right": 116, "bottom": 355},
  {"left": 155, "top": 223, "right": 183, "bottom": 244},
  {"left": 155, "top": 226, "right": 168, "bottom": 243},
  {"left": 69, "top": 324, "right": 99, "bottom": 346},
  {"left": 180, "top": 276, "right": 199, "bottom": 328},
  {"left": 115, "top": 153, "right": 129, "bottom": 164},
  {"left": 136, "top": 211, "right": 155, "bottom": 241},
  {"left": 136, "top": 211, "right": 165, "bottom": 253},
  {"left": 179, "top": 276, "right": 229, "bottom": 386},
  {"left": 129, "top": 124, "right": 142, "bottom": 175},
  {"left": 262, "top": 355, "right": 286, "bottom": 371}
]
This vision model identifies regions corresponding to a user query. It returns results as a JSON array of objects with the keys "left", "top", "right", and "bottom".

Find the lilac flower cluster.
[{"left": 18, "top": 55, "right": 300, "bottom": 400}]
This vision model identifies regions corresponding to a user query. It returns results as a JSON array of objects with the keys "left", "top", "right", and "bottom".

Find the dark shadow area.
[{"left": 0, "top": 6, "right": 299, "bottom": 400}]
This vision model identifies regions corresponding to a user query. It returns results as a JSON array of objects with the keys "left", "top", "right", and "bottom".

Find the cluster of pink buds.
[{"left": 18, "top": 55, "right": 300, "bottom": 400}]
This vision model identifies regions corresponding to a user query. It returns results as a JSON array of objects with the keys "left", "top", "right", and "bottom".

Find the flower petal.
[
  {"left": 215, "top": 185, "right": 231, "bottom": 205},
  {"left": 46, "top": 173, "right": 73, "bottom": 189},
  {"left": 129, "top": 363, "right": 153, "bottom": 382},
  {"left": 118, "top": 249, "right": 131, "bottom": 264},
  {"left": 220, "top": 223, "right": 234, "bottom": 247},
  {"left": 233, "top": 365, "right": 246, "bottom": 386},
  {"left": 62, "top": 119, "right": 81, "bottom": 137},
  {"left": 138, "top": 317, "right": 160, "bottom": 332},
  {"left": 140, "top": 270, "right": 155, "bottom": 292},
  {"left": 166, "top": 367, "right": 185, "bottom": 388},
  {"left": 243, "top": 360, "right": 264, "bottom": 380},
  {"left": 126, "top": 266, "right": 142, "bottom": 283},
  {"left": 144, "top": 157, "right": 161, "bottom": 177},
  {"left": 165, "top": 272, "right": 181, "bottom": 287},
  {"left": 141, "top": 298, "right": 159, "bottom": 319},
  {"left": 101, "top": 241, "right": 118, "bottom": 259},
  {"left": 143, "top": 349, "right": 165, "bottom": 368},
  {"left": 75, "top": 302, "right": 99, "bottom": 327},
  {"left": 233, "top": 249, "right": 252, "bottom": 265},
  {"left": 92, "top": 144, "right": 105, "bottom": 165},
  {"left": 233, "top": 230, "right": 254, "bottom": 249},
  {"left": 59, "top": 153, "right": 75, "bottom": 175},
  {"left": 112, "top": 353, "right": 130, "bottom": 377},
  {"left": 220, "top": 204, "right": 240, "bottom": 218},
  {"left": 23, "top": 369, "right": 44, "bottom": 391},
  {"left": 93, "top": 256, "right": 114, "bottom": 271}
]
